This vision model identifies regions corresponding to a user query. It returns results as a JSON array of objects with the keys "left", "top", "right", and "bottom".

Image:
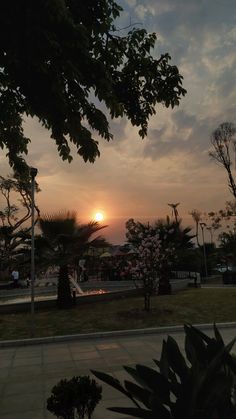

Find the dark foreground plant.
[
  {"left": 92, "top": 324, "right": 236, "bottom": 419},
  {"left": 47, "top": 376, "right": 102, "bottom": 419}
]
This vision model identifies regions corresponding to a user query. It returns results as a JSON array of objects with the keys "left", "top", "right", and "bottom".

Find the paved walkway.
[{"left": 0, "top": 326, "right": 236, "bottom": 418}]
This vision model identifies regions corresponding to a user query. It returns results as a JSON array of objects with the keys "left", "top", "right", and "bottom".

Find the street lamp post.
[
  {"left": 200, "top": 222, "right": 208, "bottom": 279},
  {"left": 206, "top": 226, "right": 213, "bottom": 244},
  {"left": 30, "top": 167, "right": 38, "bottom": 337}
]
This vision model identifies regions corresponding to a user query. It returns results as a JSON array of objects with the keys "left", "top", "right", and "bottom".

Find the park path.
[{"left": 0, "top": 326, "right": 236, "bottom": 418}]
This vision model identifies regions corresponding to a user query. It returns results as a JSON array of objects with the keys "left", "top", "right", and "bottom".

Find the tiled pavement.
[{"left": 0, "top": 327, "right": 236, "bottom": 418}]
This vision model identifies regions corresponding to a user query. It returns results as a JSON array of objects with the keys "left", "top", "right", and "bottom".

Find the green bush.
[
  {"left": 92, "top": 324, "right": 236, "bottom": 418},
  {"left": 47, "top": 375, "right": 102, "bottom": 419}
]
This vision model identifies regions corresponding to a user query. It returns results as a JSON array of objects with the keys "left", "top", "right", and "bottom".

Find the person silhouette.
[{"left": 11, "top": 269, "right": 19, "bottom": 288}]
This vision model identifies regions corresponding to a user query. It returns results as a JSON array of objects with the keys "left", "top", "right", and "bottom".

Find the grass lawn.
[{"left": 1, "top": 288, "right": 236, "bottom": 340}]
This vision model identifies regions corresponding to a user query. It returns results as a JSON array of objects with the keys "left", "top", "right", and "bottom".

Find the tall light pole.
[
  {"left": 30, "top": 167, "right": 38, "bottom": 338},
  {"left": 200, "top": 222, "right": 208, "bottom": 279},
  {"left": 206, "top": 226, "right": 213, "bottom": 244}
]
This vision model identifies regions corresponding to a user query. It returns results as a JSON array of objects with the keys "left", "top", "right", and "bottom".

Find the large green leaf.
[
  {"left": 185, "top": 324, "right": 212, "bottom": 345},
  {"left": 157, "top": 340, "right": 170, "bottom": 379},
  {"left": 213, "top": 323, "right": 225, "bottom": 347},
  {"left": 108, "top": 406, "right": 157, "bottom": 418},
  {"left": 184, "top": 325, "right": 207, "bottom": 365},
  {"left": 184, "top": 333, "right": 198, "bottom": 366},
  {"left": 226, "top": 354, "right": 236, "bottom": 375},
  {"left": 148, "top": 395, "right": 172, "bottom": 419},
  {"left": 225, "top": 336, "right": 236, "bottom": 355},
  {"left": 135, "top": 365, "right": 170, "bottom": 404},
  {"left": 91, "top": 370, "right": 134, "bottom": 401},
  {"left": 199, "top": 373, "right": 232, "bottom": 410},
  {"left": 153, "top": 359, "right": 181, "bottom": 398},
  {"left": 205, "top": 336, "right": 236, "bottom": 380},
  {"left": 124, "top": 366, "right": 149, "bottom": 389},
  {"left": 124, "top": 380, "right": 152, "bottom": 407},
  {"left": 166, "top": 336, "right": 188, "bottom": 381}
]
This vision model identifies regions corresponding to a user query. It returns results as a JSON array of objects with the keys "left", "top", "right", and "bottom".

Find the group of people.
[
  {"left": 75, "top": 256, "right": 135, "bottom": 282},
  {"left": 8, "top": 256, "right": 134, "bottom": 288}
]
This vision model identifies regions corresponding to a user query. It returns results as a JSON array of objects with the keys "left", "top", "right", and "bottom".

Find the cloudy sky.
[{"left": 1, "top": 0, "right": 236, "bottom": 244}]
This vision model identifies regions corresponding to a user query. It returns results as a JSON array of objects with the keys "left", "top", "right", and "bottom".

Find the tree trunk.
[
  {"left": 57, "top": 265, "right": 73, "bottom": 309},
  {"left": 227, "top": 167, "right": 236, "bottom": 198},
  {"left": 196, "top": 222, "right": 200, "bottom": 247},
  {"left": 144, "top": 292, "right": 151, "bottom": 312}
]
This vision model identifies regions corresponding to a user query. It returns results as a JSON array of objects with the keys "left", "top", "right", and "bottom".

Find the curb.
[{"left": 1, "top": 322, "right": 236, "bottom": 348}]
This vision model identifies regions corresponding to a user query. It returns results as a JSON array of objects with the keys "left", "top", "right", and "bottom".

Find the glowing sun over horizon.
[{"left": 94, "top": 212, "right": 104, "bottom": 222}]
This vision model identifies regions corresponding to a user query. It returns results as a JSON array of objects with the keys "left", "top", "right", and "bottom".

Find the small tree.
[
  {"left": 0, "top": 172, "right": 40, "bottom": 276},
  {"left": 209, "top": 122, "right": 236, "bottom": 198},
  {"left": 47, "top": 376, "right": 102, "bottom": 419},
  {"left": 132, "top": 231, "right": 176, "bottom": 311},
  {"left": 126, "top": 219, "right": 178, "bottom": 309}
]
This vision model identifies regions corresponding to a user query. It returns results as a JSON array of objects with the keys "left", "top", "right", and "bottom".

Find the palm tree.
[
  {"left": 154, "top": 217, "right": 195, "bottom": 294},
  {"left": 39, "top": 211, "right": 108, "bottom": 308},
  {"left": 168, "top": 202, "right": 180, "bottom": 223},
  {"left": 189, "top": 209, "right": 202, "bottom": 246},
  {"left": 154, "top": 217, "right": 194, "bottom": 250}
]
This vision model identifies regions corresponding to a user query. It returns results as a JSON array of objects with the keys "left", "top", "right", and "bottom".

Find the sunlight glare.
[{"left": 94, "top": 212, "right": 104, "bottom": 222}]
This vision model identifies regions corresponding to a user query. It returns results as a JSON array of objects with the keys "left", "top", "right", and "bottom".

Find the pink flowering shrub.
[{"left": 126, "top": 219, "right": 178, "bottom": 309}]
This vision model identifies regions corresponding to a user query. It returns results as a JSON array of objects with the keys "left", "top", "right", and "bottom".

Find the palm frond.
[
  {"left": 39, "top": 211, "right": 77, "bottom": 238},
  {"left": 38, "top": 211, "right": 108, "bottom": 266}
]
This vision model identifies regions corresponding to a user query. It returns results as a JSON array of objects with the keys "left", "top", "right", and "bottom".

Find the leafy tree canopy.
[
  {"left": 39, "top": 211, "right": 108, "bottom": 264},
  {"left": 0, "top": 0, "right": 186, "bottom": 174}
]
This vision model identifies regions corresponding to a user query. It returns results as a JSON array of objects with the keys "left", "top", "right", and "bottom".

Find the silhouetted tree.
[
  {"left": 126, "top": 217, "right": 194, "bottom": 296},
  {"left": 0, "top": 0, "right": 186, "bottom": 174},
  {"left": 0, "top": 172, "right": 40, "bottom": 274},
  {"left": 209, "top": 122, "right": 236, "bottom": 198},
  {"left": 208, "top": 200, "right": 236, "bottom": 233},
  {"left": 189, "top": 209, "right": 202, "bottom": 246},
  {"left": 168, "top": 202, "right": 180, "bottom": 223}
]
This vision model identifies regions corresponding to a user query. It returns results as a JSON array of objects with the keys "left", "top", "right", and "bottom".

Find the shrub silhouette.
[{"left": 47, "top": 375, "right": 102, "bottom": 419}]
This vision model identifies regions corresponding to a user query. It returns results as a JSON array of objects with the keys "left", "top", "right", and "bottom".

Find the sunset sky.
[{"left": 1, "top": 0, "right": 236, "bottom": 244}]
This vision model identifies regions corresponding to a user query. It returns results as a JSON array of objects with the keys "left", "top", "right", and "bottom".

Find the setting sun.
[{"left": 94, "top": 212, "right": 104, "bottom": 222}]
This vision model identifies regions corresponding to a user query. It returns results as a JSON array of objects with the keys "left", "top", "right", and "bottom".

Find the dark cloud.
[
  {"left": 133, "top": 0, "right": 236, "bottom": 35},
  {"left": 143, "top": 110, "right": 217, "bottom": 160},
  {"left": 119, "top": 0, "right": 236, "bottom": 71},
  {"left": 107, "top": 117, "right": 128, "bottom": 143},
  {"left": 216, "top": 57, "right": 236, "bottom": 98},
  {"left": 172, "top": 111, "right": 196, "bottom": 128}
]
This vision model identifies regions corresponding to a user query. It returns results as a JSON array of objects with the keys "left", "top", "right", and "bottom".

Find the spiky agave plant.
[{"left": 92, "top": 324, "right": 236, "bottom": 419}]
